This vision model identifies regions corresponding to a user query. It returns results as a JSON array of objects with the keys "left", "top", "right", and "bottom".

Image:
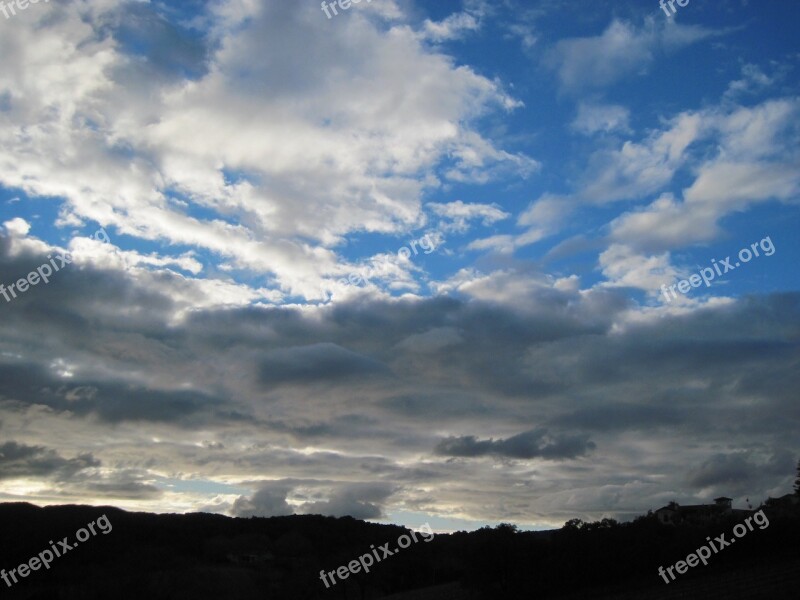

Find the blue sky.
[{"left": 0, "top": 0, "right": 798, "bottom": 531}]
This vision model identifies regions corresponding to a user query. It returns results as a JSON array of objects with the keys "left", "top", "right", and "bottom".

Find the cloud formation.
[
  {"left": 0, "top": 0, "right": 797, "bottom": 530},
  {"left": 0, "top": 442, "right": 99, "bottom": 481},
  {"left": 435, "top": 429, "right": 596, "bottom": 460},
  {"left": 547, "top": 19, "right": 723, "bottom": 92}
]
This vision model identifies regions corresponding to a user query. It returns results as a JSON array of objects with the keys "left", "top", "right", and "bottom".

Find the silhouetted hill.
[{"left": 0, "top": 502, "right": 798, "bottom": 599}]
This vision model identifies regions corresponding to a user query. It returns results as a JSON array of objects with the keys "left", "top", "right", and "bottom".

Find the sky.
[{"left": 0, "top": 0, "right": 798, "bottom": 532}]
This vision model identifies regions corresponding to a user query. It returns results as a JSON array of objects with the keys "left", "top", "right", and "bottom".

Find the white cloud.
[
  {"left": 724, "top": 63, "right": 777, "bottom": 100},
  {"left": 467, "top": 194, "right": 569, "bottom": 253},
  {"left": 609, "top": 98, "right": 800, "bottom": 253},
  {"left": 3, "top": 217, "right": 30, "bottom": 236},
  {"left": 428, "top": 200, "right": 510, "bottom": 234},
  {"left": 580, "top": 111, "right": 705, "bottom": 204},
  {"left": 609, "top": 193, "right": 716, "bottom": 254},
  {"left": 0, "top": 0, "right": 534, "bottom": 302},
  {"left": 518, "top": 194, "right": 570, "bottom": 233},
  {"left": 421, "top": 11, "right": 481, "bottom": 42},
  {"left": 547, "top": 19, "right": 723, "bottom": 92},
  {"left": 598, "top": 243, "right": 682, "bottom": 295},
  {"left": 571, "top": 102, "right": 631, "bottom": 135}
]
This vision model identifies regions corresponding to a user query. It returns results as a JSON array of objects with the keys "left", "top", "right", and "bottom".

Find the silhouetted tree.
[
  {"left": 795, "top": 458, "right": 800, "bottom": 495},
  {"left": 563, "top": 518, "right": 585, "bottom": 530}
]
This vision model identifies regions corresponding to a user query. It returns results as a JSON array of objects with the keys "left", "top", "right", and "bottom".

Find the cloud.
[
  {"left": 419, "top": 0, "right": 493, "bottom": 43},
  {"left": 421, "top": 12, "right": 481, "bottom": 42},
  {"left": 571, "top": 102, "right": 631, "bottom": 136},
  {"left": 546, "top": 19, "right": 722, "bottom": 92},
  {"left": 528, "top": 95, "right": 799, "bottom": 297},
  {"left": 0, "top": 244, "right": 797, "bottom": 521},
  {"left": 686, "top": 451, "right": 795, "bottom": 497},
  {"left": 3, "top": 218, "right": 30, "bottom": 237},
  {"left": 0, "top": 0, "right": 534, "bottom": 302},
  {"left": 0, "top": 363, "right": 218, "bottom": 424},
  {"left": 396, "top": 327, "right": 463, "bottom": 353},
  {"left": 259, "top": 343, "right": 392, "bottom": 386},
  {"left": 608, "top": 99, "right": 800, "bottom": 253},
  {"left": 580, "top": 111, "right": 705, "bottom": 204},
  {"left": 1, "top": 221, "right": 798, "bottom": 521},
  {"left": 724, "top": 63, "right": 779, "bottom": 100},
  {"left": 0, "top": 1, "right": 797, "bottom": 526},
  {"left": 299, "top": 482, "right": 396, "bottom": 519},
  {"left": 467, "top": 194, "right": 570, "bottom": 253},
  {"left": 503, "top": 106, "right": 715, "bottom": 257},
  {"left": 0, "top": 442, "right": 99, "bottom": 481},
  {"left": 598, "top": 243, "right": 681, "bottom": 294},
  {"left": 428, "top": 200, "right": 510, "bottom": 234},
  {"left": 232, "top": 483, "right": 294, "bottom": 517},
  {"left": 86, "top": 480, "right": 163, "bottom": 500},
  {"left": 435, "top": 428, "right": 596, "bottom": 460},
  {"left": 516, "top": 194, "right": 571, "bottom": 239},
  {"left": 608, "top": 193, "right": 718, "bottom": 254},
  {"left": 554, "top": 404, "right": 685, "bottom": 431}
]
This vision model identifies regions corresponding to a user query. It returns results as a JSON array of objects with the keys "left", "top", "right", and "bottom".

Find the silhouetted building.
[{"left": 655, "top": 496, "right": 748, "bottom": 525}]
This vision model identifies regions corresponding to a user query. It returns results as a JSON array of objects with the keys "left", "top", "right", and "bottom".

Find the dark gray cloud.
[
  {"left": 259, "top": 343, "right": 392, "bottom": 386},
  {"left": 686, "top": 451, "right": 795, "bottom": 497},
  {"left": 1, "top": 238, "right": 799, "bottom": 523},
  {"left": 0, "top": 363, "right": 218, "bottom": 423},
  {"left": 0, "top": 441, "right": 99, "bottom": 480},
  {"left": 435, "top": 428, "right": 596, "bottom": 460},
  {"left": 553, "top": 404, "right": 685, "bottom": 431},
  {"left": 86, "top": 481, "right": 163, "bottom": 500},
  {"left": 381, "top": 392, "right": 494, "bottom": 419},
  {"left": 265, "top": 413, "right": 382, "bottom": 441}
]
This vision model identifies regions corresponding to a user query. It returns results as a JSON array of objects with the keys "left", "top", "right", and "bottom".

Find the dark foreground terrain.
[{"left": 0, "top": 502, "right": 797, "bottom": 599}]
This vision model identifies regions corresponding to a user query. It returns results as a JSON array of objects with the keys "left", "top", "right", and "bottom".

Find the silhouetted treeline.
[
  {"left": 450, "top": 512, "right": 799, "bottom": 598},
  {"left": 0, "top": 502, "right": 798, "bottom": 599}
]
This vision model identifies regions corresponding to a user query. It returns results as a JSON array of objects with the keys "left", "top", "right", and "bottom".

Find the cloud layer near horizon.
[{"left": 1, "top": 232, "right": 798, "bottom": 524}]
